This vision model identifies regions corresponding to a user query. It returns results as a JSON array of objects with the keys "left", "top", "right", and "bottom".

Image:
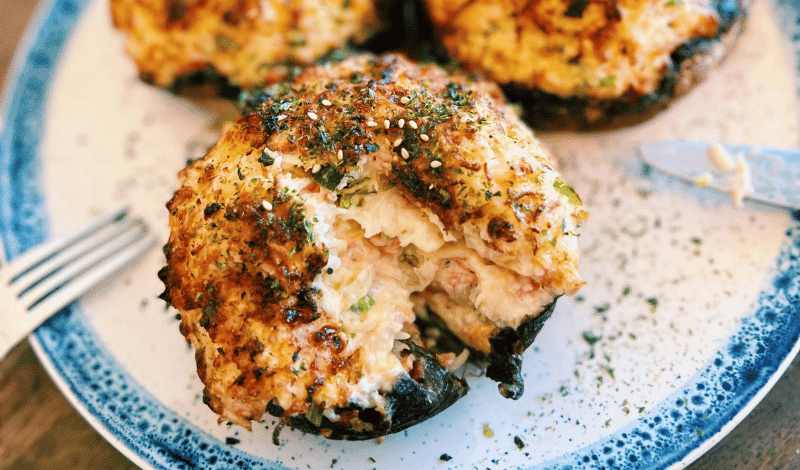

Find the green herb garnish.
[
  {"left": 349, "top": 294, "right": 376, "bottom": 314},
  {"left": 553, "top": 178, "right": 582, "bottom": 206}
]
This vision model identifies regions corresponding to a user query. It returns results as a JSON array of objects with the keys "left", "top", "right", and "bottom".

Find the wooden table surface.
[{"left": 1, "top": 0, "right": 799, "bottom": 468}]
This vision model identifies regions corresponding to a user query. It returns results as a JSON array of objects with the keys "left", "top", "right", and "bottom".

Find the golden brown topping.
[
  {"left": 423, "top": 0, "right": 727, "bottom": 99},
  {"left": 160, "top": 54, "right": 585, "bottom": 435},
  {"left": 111, "top": 0, "right": 385, "bottom": 88}
]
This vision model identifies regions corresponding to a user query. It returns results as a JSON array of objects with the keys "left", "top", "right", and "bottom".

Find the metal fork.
[{"left": 0, "top": 207, "right": 156, "bottom": 360}]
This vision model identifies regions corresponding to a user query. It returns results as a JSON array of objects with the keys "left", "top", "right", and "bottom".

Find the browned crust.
[
  {"left": 503, "top": 0, "right": 752, "bottom": 131},
  {"left": 120, "top": 0, "right": 750, "bottom": 132},
  {"left": 159, "top": 53, "right": 584, "bottom": 438},
  {"left": 110, "top": 0, "right": 389, "bottom": 90},
  {"left": 265, "top": 341, "right": 468, "bottom": 440}
]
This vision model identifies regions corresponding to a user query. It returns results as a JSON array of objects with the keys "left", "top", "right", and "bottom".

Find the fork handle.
[{"left": 0, "top": 301, "right": 61, "bottom": 358}]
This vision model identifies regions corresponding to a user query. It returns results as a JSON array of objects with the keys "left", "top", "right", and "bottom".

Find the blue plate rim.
[{"left": 1, "top": 0, "right": 799, "bottom": 469}]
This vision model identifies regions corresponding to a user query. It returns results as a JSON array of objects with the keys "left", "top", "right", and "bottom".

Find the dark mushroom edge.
[
  {"left": 263, "top": 296, "right": 557, "bottom": 440},
  {"left": 265, "top": 341, "right": 468, "bottom": 440},
  {"left": 135, "top": 0, "right": 749, "bottom": 132},
  {"left": 418, "top": 298, "right": 559, "bottom": 400},
  {"left": 484, "top": 299, "right": 557, "bottom": 399}
]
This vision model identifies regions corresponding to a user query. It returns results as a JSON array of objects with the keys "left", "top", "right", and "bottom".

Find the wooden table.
[{"left": 1, "top": 0, "right": 799, "bottom": 468}]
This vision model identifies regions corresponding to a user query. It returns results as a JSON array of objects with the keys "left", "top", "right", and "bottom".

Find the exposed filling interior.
[
  {"left": 171, "top": 133, "right": 583, "bottom": 431},
  {"left": 283, "top": 161, "right": 561, "bottom": 415}
]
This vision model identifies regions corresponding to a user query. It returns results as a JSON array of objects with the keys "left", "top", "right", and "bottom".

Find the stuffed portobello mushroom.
[
  {"left": 110, "top": 0, "right": 387, "bottom": 90},
  {"left": 158, "top": 54, "right": 587, "bottom": 439},
  {"left": 421, "top": 0, "right": 750, "bottom": 130}
]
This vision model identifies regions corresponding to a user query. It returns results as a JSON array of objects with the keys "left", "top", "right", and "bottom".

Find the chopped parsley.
[
  {"left": 305, "top": 402, "right": 324, "bottom": 427},
  {"left": 258, "top": 151, "right": 275, "bottom": 166},
  {"left": 553, "top": 177, "right": 582, "bottom": 206},
  {"left": 582, "top": 331, "right": 602, "bottom": 346},
  {"left": 349, "top": 294, "right": 376, "bottom": 314},
  {"left": 599, "top": 75, "right": 617, "bottom": 87}
]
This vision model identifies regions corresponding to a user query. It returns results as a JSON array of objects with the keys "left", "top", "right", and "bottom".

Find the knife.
[{"left": 638, "top": 141, "right": 800, "bottom": 211}]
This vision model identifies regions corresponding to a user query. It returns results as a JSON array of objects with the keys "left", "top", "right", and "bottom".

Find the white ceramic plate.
[{"left": 2, "top": 0, "right": 800, "bottom": 469}]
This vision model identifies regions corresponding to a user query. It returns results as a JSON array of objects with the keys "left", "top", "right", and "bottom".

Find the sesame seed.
[
  {"left": 311, "top": 164, "right": 321, "bottom": 173},
  {"left": 420, "top": 133, "right": 429, "bottom": 141},
  {"left": 401, "top": 148, "right": 409, "bottom": 159},
  {"left": 429, "top": 184, "right": 434, "bottom": 190},
  {"left": 461, "top": 115, "right": 469, "bottom": 123},
  {"left": 400, "top": 96, "right": 410, "bottom": 104},
  {"left": 262, "top": 200, "right": 273, "bottom": 211},
  {"left": 321, "top": 99, "right": 332, "bottom": 106},
  {"left": 308, "top": 111, "right": 318, "bottom": 120},
  {"left": 384, "top": 119, "right": 390, "bottom": 129},
  {"left": 398, "top": 119, "right": 405, "bottom": 129},
  {"left": 337, "top": 149, "right": 343, "bottom": 160},
  {"left": 393, "top": 138, "right": 403, "bottom": 147},
  {"left": 430, "top": 160, "right": 442, "bottom": 168},
  {"left": 408, "top": 120, "right": 418, "bottom": 129},
  {"left": 367, "top": 120, "right": 378, "bottom": 127}
]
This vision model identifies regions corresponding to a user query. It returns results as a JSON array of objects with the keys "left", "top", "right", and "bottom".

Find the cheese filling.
[{"left": 303, "top": 181, "right": 562, "bottom": 409}]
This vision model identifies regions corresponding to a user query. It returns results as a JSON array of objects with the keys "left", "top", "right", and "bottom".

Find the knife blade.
[{"left": 638, "top": 141, "right": 800, "bottom": 211}]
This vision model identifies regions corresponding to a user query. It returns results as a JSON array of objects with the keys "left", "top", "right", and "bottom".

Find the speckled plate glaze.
[{"left": 2, "top": 0, "right": 800, "bottom": 469}]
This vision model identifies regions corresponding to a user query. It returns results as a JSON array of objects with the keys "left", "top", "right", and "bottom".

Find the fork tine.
[
  {"left": 9, "top": 214, "right": 137, "bottom": 297},
  {"left": 4, "top": 207, "right": 129, "bottom": 282},
  {"left": 26, "top": 229, "right": 155, "bottom": 321},
  {"left": 18, "top": 218, "right": 152, "bottom": 310}
]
